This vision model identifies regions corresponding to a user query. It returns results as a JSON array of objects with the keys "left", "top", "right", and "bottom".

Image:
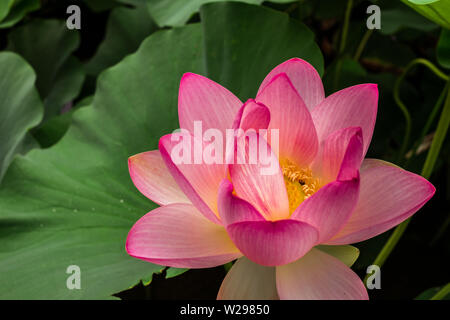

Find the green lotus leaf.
[
  {"left": 401, "top": 0, "right": 450, "bottom": 29},
  {"left": 0, "top": 52, "right": 43, "bottom": 180}
]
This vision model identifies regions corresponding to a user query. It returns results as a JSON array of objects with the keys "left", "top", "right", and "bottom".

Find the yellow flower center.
[{"left": 281, "top": 159, "right": 321, "bottom": 214}]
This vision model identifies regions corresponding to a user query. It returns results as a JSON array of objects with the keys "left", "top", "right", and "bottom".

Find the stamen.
[{"left": 280, "top": 159, "right": 321, "bottom": 214}]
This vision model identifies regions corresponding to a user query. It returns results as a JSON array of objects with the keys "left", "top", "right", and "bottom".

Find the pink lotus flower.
[{"left": 126, "top": 58, "right": 435, "bottom": 300}]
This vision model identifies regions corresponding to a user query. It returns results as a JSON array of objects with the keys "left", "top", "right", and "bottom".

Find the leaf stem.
[
  {"left": 420, "top": 83, "right": 450, "bottom": 178},
  {"left": 393, "top": 58, "right": 448, "bottom": 163},
  {"left": 430, "top": 283, "right": 450, "bottom": 300},
  {"left": 354, "top": 29, "right": 374, "bottom": 61},
  {"left": 333, "top": 0, "right": 353, "bottom": 91},
  {"left": 404, "top": 80, "right": 450, "bottom": 168},
  {"left": 339, "top": 0, "right": 353, "bottom": 55}
]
